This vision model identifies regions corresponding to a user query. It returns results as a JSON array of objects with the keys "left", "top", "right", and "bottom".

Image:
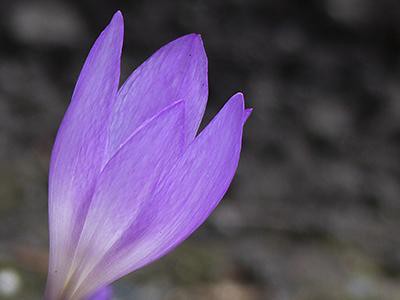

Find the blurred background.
[{"left": 1, "top": 0, "right": 400, "bottom": 299}]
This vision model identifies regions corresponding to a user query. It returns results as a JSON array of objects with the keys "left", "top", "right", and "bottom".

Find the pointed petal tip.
[
  {"left": 192, "top": 33, "right": 204, "bottom": 43},
  {"left": 243, "top": 108, "right": 253, "bottom": 123},
  {"left": 229, "top": 92, "right": 245, "bottom": 111},
  {"left": 228, "top": 92, "right": 253, "bottom": 123},
  {"left": 108, "top": 11, "right": 124, "bottom": 31},
  {"left": 112, "top": 10, "right": 123, "bottom": 21},
  {"left": 184, "top": 33, "right": 203, "bottom": 41},
  {"left": 245, "top": 108, "right": 253, "bottom": 114},
  {"left": 173, "top": 33, "right": 205, "bottom": 52},
  {"left": 192, "top": 33, "right": 205, "bottom": 47}
]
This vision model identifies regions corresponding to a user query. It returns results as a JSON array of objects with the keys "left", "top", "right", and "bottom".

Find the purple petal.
[
  {"left": 86, "top": 286, "right": 112, "bottom": 300},
  {"left": 45, "top": 12, "right": 123, "bottom": 300},
  {"left": 244, "top": 108, "right": 253, "bottom": 123},
  {"left": 106, "top": 33, "right": 208, "bottom": 160},
  {"left": 78, "top": 93, "right": 246, "bottom": 294},
  {"left": 63, "top": 101, "right": 185, "bottom": 299}
]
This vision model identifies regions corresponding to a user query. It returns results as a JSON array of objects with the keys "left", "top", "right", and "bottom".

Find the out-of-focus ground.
[{"left": 1, "top": 0, "right": 400, "bottom": 299}]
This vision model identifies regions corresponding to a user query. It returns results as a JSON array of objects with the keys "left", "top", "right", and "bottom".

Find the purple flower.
[{"left": 44, "top": 11, "right": 251, "bottom": 300}]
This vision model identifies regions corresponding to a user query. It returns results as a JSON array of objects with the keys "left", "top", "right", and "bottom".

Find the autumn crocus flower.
[{"left": 45, "top": 11, "right": 251, "bottom": 300}]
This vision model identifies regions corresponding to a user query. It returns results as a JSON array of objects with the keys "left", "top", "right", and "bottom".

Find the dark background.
[{"left": 1, "top": 0, "right": 400, "bottom": 299}]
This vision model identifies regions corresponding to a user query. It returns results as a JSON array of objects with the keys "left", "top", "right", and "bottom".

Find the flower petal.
[
  {"left": 65, "top": 101, "right": 185, "bottom": 299},
  {"left": 106, "top": 33, "right": 208, "bottom": 160},
  {"left": 86, "top": 286, "right": 112, "bottom": 300},
  {"left": 78, "top": 93, "right": 246, "bottom": 295},
  {"left": 244, "top": 108, "right": 253, "bottom": 123},
  {"left": 45, "top": 12, "right": 123, "bottom": 300}
]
